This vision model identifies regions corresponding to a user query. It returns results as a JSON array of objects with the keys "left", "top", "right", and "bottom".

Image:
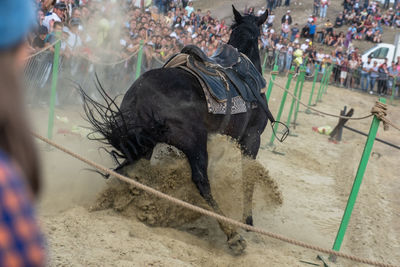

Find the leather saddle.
[
  {"left": 181, "top": 44, "right": 240, "bottom": 68},
  {"left": 164, "top": 44, "right": 266, "bottom": 103},
  {"left": 163, "top": 44, "right": 276, "bottom": 123}
]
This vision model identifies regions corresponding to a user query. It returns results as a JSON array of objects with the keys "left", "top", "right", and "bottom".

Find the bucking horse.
[{"left": 81, "top": 6, "right": 282, "bottom": 255}]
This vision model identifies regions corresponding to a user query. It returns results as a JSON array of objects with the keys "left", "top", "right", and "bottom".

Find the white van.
[{"left": 361, "top": 33, "right": 400, "bottom": 65}]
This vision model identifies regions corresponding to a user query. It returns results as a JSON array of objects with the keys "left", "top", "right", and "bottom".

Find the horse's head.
[{"left": 228, "top": 5, "right": 268, "bottom": 73}]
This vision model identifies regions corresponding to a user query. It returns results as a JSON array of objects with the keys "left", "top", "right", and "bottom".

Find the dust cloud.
[{"left": 92, "top": 134, "right": 283, "bottom": 227}]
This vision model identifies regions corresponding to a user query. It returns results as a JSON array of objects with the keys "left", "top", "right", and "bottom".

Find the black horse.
[{"left": 82, "top": 6, "right": 271, "bottom": 254}]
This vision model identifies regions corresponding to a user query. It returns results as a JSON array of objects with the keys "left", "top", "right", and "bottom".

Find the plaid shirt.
[{"left": 0, "top": 150, "right": 45, "bottom": 267}]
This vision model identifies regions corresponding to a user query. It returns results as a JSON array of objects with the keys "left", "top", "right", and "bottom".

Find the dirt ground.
[
  {"left": 32, "top": 73, "right": 400, "bottom": 267},
  {"left": 30, "top": 1, "right": 400, "bottom": 267}
]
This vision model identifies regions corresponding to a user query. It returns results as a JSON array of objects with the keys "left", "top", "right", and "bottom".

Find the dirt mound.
[{"left": 91, "top": 134, "right": 282, "bottom": 228}]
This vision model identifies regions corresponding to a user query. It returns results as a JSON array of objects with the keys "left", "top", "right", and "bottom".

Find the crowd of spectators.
[
  {"left": 27, "top": 0, "right": 400, "bottom": 100},
  {"left": 29, "top": 0, "right": 236, "bottom": 70},
  {"left": 259, "top": 0, "right": 400, "bottom": 96}
]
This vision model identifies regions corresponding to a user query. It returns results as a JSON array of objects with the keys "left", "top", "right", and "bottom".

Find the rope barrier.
[
  {"left": 24, "top": 40, "right": 60, "bottom": 60},
  {"left": 77, "top": 50, "right": 140, "bottom": 66},
  {"left": 23, "top": 39, "right": 140, "bottom": 66},
  {"left": 370, "top": 101, "right": 400, "bottom": 131},
  {"left": 32, "top": 132, "right": 399, "bottom": 267},
  {"left": 268, "top": 74, "right": 400, "bottom": 129}
]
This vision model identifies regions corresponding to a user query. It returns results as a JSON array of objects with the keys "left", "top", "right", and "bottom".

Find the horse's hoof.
[{"left": 227, "top": 233, "right": 247, "bottom": 255}]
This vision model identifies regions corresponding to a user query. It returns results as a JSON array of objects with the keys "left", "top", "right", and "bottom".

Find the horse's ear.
[
  {"left": 232, "top": 5, "right": 242, "bottom": 23},
  {"left": 257, "top": 9, "right": 268, "bottom": 26}
]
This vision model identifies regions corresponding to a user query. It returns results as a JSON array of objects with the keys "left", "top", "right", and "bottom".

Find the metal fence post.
[
  {"left": 286, "top": 66, "right": 304, "bottom": 127},
  {"left": 135, "top": 40, "right": 144, "bottom": 80},
  {"left": 307, "top": 64, "right": 320, "bottom": 109},
  {"left": 323, "top": 65, "right": 332, "bottom": 94},
  {"left": 47, "top": 34, "right": 61, "bottom": 139},
  {"left": 316, "top": 65, "right": 328, "bottom": 103},
  {"left": 330, "top": 98, "right": 386, "bottom": 261},
  {"left": 262, "top": 52, "right": 268, "bottom": 76},
  {"left": 266, "top": 65, "right": 279, "bottom": 102},
  {"left": 269, "top": 65, "right": 295, "bottom": 146},
  {"left": 293, "top": 66, "right": 307, "bottom": 126}
]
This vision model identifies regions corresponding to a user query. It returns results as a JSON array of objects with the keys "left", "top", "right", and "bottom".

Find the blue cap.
[{"left": 0, "top": 0, "right": 35, "bottom": 50}]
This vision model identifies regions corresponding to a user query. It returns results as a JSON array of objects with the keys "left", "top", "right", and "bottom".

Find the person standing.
[
  {"left": 369, "top": 61, "right": 379, "bottom": 94},
  {"left": 377, "top": 62, "right": 389, "bottom": 95},
  {"left": 388, "top": 61, "right": 399, "bottom": 96},
  {"left": 281, "top": 20, "right": 290, "bottom": 39},
  {"left": 313, "top": 0, "right": 320, "bottom": 16},
  {"left": 281, "top": 10, "right": 293, "bottom": 25},
  {"left": 360, "top": 57, "right": 373, "bottom": 92},
  {"left": 0, "top": 0, "right": 46, "bottom": 266},
  {"left": 320, "top": 0, "right": 329, "bottom": 19},
  {"left": 309, "top": 21, "right": 317, "bottom": 41}
]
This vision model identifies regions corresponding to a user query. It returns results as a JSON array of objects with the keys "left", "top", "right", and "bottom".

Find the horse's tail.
[{"left": 78, "top": 75, "right": 159, "bottom": 168}]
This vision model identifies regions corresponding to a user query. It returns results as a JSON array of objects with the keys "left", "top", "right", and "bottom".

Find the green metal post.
[
  {"left": 316, "top": 65, "right": 328, "bottom": 103},
  {"left": 269, "top": 66, "right": 295, "bottom": 146},
  {"left": 135, "top": 40, "right": 144, "bottom": 80},
  {"left": 286, "top": 67, "right": 303, "bottom": 126},
  {"left": 307, "top": 64, "right": 320, "bottom": 107},
  {"left": 323, "top": 66, "right": 332, "bottom": 94},
  {"left": 293, "top": 66, "right": 307, "bottom": 124},
  {"left": 47, "top": 33, "right": 61, "bottom": 139},
  {"left": 262, "top": 52, "right": 268, "bottom": 76},
  {"left": 390, "top": 77, "right": 397, "bottom": 105},
  {"left": 266, "top": 65, "right": 279, "bottom": 102},
  {"left": 331, "top": 98, "right": 386, "bottom": 253}
]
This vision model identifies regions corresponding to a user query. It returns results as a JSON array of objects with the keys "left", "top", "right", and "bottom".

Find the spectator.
[
  {"left": 266, "top": 10, "right": 275, "bottom": 28},
  {"left": 185, "top": 1, "right": 195, "bottom": 16},
  {"left": 290, "top": 23, "right": 299, "bottom": 42},
  {"left": 340, "top": 58, "right": 349, "bottom": 86},
  {"left": 369, "top": 61, "right": 379, "bottom": 94},
  {"left": 335, "top": 13, "right": 344, "bottom": 27},
  {"left": 43, "top": 2, "right": 67, "bottom": 30},
  {"left": 360, "top": 57, "right": 372, "bottom": 91},
  {"left": 309, "top": 21, "right": 317, "bottom": 41},
  {"left": 377, "top": 61, "right": 389, "bottom": 95},
  {"left": 32, "top": 26, "right": 48, "bottom": 49},
  {"left": 388, "top": 61, "right": 399, "bottom": 96},
  {"left": 281, "top": 20, "right": 290, "bottom": 38},
  {"left": 0, "top": 1, "right": 46, "bottom": 266},
  {"left": 281, "top": 10, "right": 293, "bottom": 25},
  {"left": 320, "top": 0, "right": 329, "bottom": 19},
  {"left": 313, "top": 0, "right": 320, "bottom": 16}
]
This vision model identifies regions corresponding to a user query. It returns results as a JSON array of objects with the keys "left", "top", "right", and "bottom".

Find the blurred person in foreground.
[{"left": 0, "top": 0, "right": 46, "bottom": 266}]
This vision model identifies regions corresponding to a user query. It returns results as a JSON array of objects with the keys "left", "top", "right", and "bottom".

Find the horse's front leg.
[
  {"left": 238, "top": 127, "right": 263, "bottom": 226},
  {"left": 173, "top": 129, "right": 247, "bottom": 255},
  {"left": 186, "top": 147, "right": 247, "bottom": 255}
]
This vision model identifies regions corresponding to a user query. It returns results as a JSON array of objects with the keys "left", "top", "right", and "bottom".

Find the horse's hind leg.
[{"left": 171, "top": 129, "right": 247, "bottom": 254}]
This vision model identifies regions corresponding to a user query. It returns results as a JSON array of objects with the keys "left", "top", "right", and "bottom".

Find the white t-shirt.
[
  {"left": 300, "top": 43, "right": 308, "bottom": 51},
  {"left": 43, "top": 13, "right": 61, "bottom": 30},
  {"left": 282, "top": 23, "right": 290, "bottom": 33},
  {"left": 362, "top": 61, "right": 373, "bottom": 72},
  {"left": 316, "top": 52, "right": 324, "bottom": 62},
  {"left": 267, "top": 15, "right": 275, "bottom": 24},
  {"left": 185, "top": 6, "right": 194, "bottom": 16},
  {"left": 66, "top": 32, "right": 82, "bottom": 51}
]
